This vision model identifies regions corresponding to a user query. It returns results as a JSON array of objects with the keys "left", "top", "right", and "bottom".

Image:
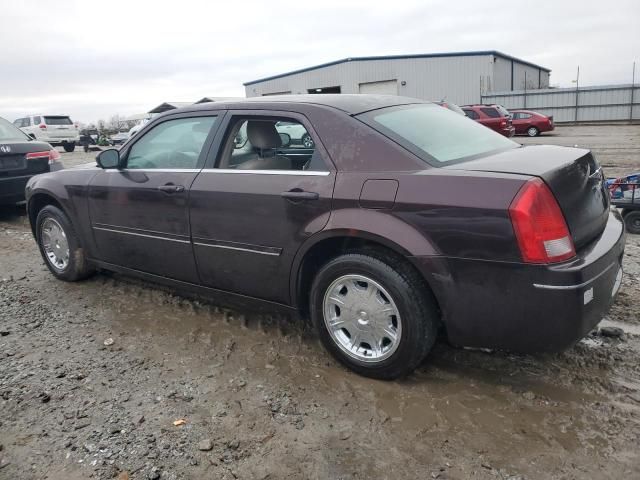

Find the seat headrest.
[{"left": 247, "top": 121, "right": 282, "bottom": 149}]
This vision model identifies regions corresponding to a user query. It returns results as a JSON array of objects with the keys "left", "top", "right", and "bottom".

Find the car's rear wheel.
[
  {"left": 624, "top": 210, "right": 640, "bottom": 234},
  {"left": 301, "top": 133, "right": 314, "bottom": 148},
  {"left": 63, "top": 142, "right": 75, "bottom": 152},
  {"left": 36, "top": 205, "right": 94, "bottom": 281},
  {"left": 527, "top": 126, "right": 539, "bottom": 137},
  {"left": 310, "top": 252, "right": 438, "bottom": 379}
]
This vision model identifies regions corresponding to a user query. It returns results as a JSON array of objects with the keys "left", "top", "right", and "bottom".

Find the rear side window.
[
  {"left": 362, "top": 104, "right": 518, "bottom": 165},
  {"left": 33, "top": 116, "right": 42, "bottom": 125},
  {"left": 480, "top": 108, "right": 501, "bottom": 118},
  {"left": 44, "top": 116, "right": 73, "bottom": 125},
  {"left": 462, "top": 109, "right": 479, "bottom": 120}
]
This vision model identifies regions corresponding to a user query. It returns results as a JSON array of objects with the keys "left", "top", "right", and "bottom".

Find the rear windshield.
[
  {"left": 0, "top": 117, "right": 30, "bottom": 142},
  {"left": 44, "top": 116, "right": 73, "bottom": 125},
  {"left": 361, "top": 104, "right": 518, "bottom": 165}
]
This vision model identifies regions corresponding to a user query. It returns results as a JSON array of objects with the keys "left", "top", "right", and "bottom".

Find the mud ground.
[{"left": 1, "top": 125, "right": 639, "bottom": 480}]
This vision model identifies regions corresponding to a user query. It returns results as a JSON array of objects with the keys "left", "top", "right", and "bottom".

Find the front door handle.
[
  {"left": 281, "top": 190, "right": 319, "bottom": 201},
  {"left": 157, "top": 183, "right": 185, "bottom": 194}
]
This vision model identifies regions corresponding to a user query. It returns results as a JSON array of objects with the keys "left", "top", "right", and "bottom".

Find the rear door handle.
[
  {"left": 157, "top": 184, "right": 185, "bottom": 194},
  {"left": 281, "top": 190, "right": 319, "bottom": 201}
]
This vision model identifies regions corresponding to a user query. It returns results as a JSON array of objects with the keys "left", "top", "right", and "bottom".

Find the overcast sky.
[{"left": 1, "top": 0, "right": 638, "bottom": 124}]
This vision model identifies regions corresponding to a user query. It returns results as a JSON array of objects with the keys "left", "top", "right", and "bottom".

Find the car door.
[
  {"left": 88, "top": 112, "right": 222, "bottom": 283},
  {"left": 189, "top": 110, "right": 336, "bottom": 304}
]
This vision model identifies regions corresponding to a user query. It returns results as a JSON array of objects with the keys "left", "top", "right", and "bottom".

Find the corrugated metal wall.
[
  {"left": 245, "top": 55, "right": 547, "bottom": 106},
  {"left": 482, "top": 84, "right": 640, "bottom": 122}
]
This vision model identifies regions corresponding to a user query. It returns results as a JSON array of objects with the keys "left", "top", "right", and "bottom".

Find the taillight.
[
  {"left": 509, "top": 178, "right": 575, "bottom": 264},
  {"left": 26, "top": 149, "right": 61, "bottom": 164},
  {"left": 39, "top": 124, "right": 47, "bottom": 129}
]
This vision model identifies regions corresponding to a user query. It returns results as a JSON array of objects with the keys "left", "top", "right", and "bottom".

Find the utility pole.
[
  {"left": 631, "top": 61, "right": 636, "bottom": 124},
  {"left": 574, "top": 66, "right": 580, "bottom": 123}
]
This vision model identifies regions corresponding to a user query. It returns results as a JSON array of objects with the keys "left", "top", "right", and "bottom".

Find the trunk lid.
[
  {"left": 0, "top": 141, "right": 52, "bottom": 177},
  {"left": 444, "top": 145, "right": 610, "bottom": 248}
]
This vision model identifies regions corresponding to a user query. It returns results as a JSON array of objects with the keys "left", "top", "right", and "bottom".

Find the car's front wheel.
[
  {"left": 310, "top": 252, "right": 438, "bottom": 379},
  {"left": 527, "top": 126, "right": 539, "bottom": 137},
  {"left": 63, "top": 142, "right": 75, "bottom": 152},
  {"left": 36, "top": 205, "right": 94, "bottom": 281}
]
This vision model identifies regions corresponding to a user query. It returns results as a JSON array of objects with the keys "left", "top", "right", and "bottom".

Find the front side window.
[
  {"left": 127, "top": 116, "right": 217, "bottom": 170},
  {"left": 0, "top": 117, "right": 30, "bottom": 141},
  {"left": 363, "top": 103, "right": 518, "bottom": 165},
  {"left": 218, "top": 117, "right": 325, "bottom": 171},
  {"left": 463, "top": 109, "right": 479, "bottom": 120}
]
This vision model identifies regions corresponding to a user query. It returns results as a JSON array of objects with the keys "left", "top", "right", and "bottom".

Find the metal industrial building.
[{"left": 244, "top": 51, "right": 550, "bottom": 105}]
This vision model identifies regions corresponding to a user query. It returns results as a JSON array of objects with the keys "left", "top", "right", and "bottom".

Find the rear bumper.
[
  {"left": 40, "top": 137, "right": 79, "bottom": 144},
  {"left": 501, "top": 126, "right": 516, "bottom": 137},
  {"left": 411, "top": 210, "right": 625, "bottom": 352}
]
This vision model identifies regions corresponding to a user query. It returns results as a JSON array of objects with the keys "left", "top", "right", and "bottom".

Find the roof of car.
[{"left": 177, "top": 94, "right": 428, "bottom": 116}]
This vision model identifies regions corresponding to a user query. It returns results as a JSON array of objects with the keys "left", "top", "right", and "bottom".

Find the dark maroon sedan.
[
  {"left": 510, "top": 109, "right": 555, "bottom": 137},
  {"left": 25, "top": 95, "right": 624, "bottom": 379}
]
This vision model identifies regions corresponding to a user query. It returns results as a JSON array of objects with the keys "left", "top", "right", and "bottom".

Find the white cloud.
[{"left": 0, "top": 0, "right": 638, "bottom": 123}]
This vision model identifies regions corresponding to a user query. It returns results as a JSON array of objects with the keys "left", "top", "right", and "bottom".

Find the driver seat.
[{"left": 236, "top": 121, "right": 291, "bottom": 170}]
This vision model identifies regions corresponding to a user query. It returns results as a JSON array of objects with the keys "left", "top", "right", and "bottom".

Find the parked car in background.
[
  {"left": 461, "top": 104, "right": 515, "bottom": 137},
  {"left": 25, "top": 95, "right": 624, "bottom": 380},
  {"left": 510, "top": 109, "right": 555, "bottom": 137},
  {"left": 128, "top": 117, "right": 152, "bottom": 139},
  {"left": 110, "top": 131, "right": 129, "bottom": 145},
  {"left": 0, "top": 116, "right": 62, "bottom": 205},
  {"left": 14, "top": 115, "right": 80, "bottom": 152},
  {"left": 276, "top": 120, "right": 314, "bottom": 147},
  {"left": 436, "top": 101, "right": 466, "bottom": 116}
]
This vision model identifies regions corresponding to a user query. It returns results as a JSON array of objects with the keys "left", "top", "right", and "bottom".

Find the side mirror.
[
  {"left": 278, "top": 133, "right": 291, "bottom": 148},
  {"left": 96, "top": 148, "right": 120, "bottom": 169}
]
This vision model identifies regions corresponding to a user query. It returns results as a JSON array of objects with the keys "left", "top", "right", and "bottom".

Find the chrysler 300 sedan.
[{"left": 25, "top": 95, "right": 625, "bottom": 379}]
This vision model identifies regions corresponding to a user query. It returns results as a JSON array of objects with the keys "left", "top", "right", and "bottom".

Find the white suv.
[{"left": 14, "top": 115, "right": 80, "bottom": 152}]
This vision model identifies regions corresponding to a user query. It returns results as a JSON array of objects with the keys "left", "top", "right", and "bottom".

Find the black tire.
[
  {"left": 35, "top": 205, "right": 94, "bottom": 281},
  {"left": 527, "top": 126, "right": 539, "bottom": 137},
  {"left": 310, "top": 252, "right": 438, "bottom": 380},
  {"left": 301, "top": 133, "right": 314, "bottom": 148},
  {"left": 63, "top": 143, "right": 75, "bottom": 152},
  {"left": 624, "top": 211, "right": 640, "bottom": 234}
]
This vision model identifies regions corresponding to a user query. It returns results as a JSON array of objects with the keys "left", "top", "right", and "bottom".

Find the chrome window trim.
[
  {"left": 200, "top": 168, "right": 330, "bottom": 176},
  {"left": 104, "top": 168, "right": 201, "bottom": 173},
  {"left": 93, "top": 226, "right": 190, "bottom": 244},
  {"left": 533, "top": 262, "right": 618, "bottom": 290}
]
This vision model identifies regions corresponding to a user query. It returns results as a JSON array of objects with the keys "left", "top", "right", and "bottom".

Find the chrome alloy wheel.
[
  {"left": 41, "top": 218, "right": 69, "bottom": 271},
  {"left": 323, "top": 274, "right": 402, "bottom": 363}
]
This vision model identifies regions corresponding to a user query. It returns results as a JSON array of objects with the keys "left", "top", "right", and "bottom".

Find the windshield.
[
  {"left": 361, "top": 104, "right": 518, "bottom": 165},
  {"left": 0, "top": 117, "right": 30, "bottom": 142}
]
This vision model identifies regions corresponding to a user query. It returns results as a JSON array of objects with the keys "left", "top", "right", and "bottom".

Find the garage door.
[{"left": 358, "top": 80, "right": 398, "bottom": 95}]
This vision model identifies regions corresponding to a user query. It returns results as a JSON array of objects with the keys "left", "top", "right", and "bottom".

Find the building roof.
[
  {"left": 244, "top": 50, "right": 551, "bottom": 86},
  {"left": 194, "top": 96, "right": 243, "bottom": 104},
  {"left": 174, "top": 94, "right": 426, "bottom": 116},
  {"left": 148, "top": 102, "right": 192, "bottom": 114}
]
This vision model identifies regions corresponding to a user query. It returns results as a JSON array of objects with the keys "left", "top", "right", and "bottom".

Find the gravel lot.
[{"left": 1, "top": 125, "right": 639, "bottom": 480}]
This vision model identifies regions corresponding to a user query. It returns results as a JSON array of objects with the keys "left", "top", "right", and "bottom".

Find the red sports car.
[{"left": 510, "top": 109, "right": 555, "bottom": 137}]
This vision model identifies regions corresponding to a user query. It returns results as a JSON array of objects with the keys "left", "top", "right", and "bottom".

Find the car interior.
[{"left": 217, "top": 117, "right": 325, "bottom": 171}]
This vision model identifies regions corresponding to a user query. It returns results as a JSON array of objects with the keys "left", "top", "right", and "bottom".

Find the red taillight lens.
[
  {"left": 26, "top": 149, "right": 61, "bottom": 164},
  {"left": 39, "top": 124, "right": 47, "bottom": 129},
  {"left": 509, "top": 178, "right": 575, "bottom": 264}
]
